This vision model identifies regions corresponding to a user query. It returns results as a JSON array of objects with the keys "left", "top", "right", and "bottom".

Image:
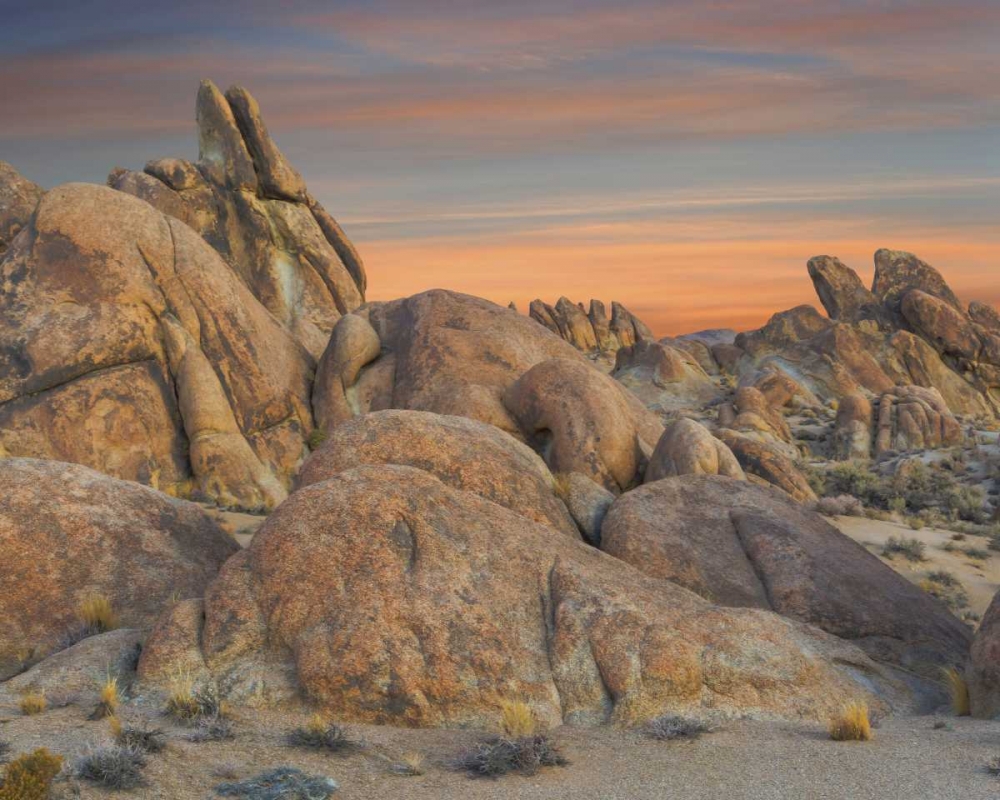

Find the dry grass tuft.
[
  {"left": 943, "top": 667, "right": 971, "bottom": 716},
  {"left": 110, "top": 716, "right": 166, "bottom": 754},
  {"left": 89, "top": 674, "right": 120, "bottom": 720},
  {"left": 18, "top": 693, "right": 47, "bottom": 717},
  {"left": 0, "top": 748, "right": 64, "bottom": 800},
  {"left": 74, "top": 744, "right": 146, "bottom": 790},
  {"left": 828, "top": 701, "right": 873, "bottom": 741},
  {"left": 392, "top": 751, "right": 426, "bottom": 776},
  {"left": 643, "top": 715, "right": 713, "bottom": 741},
  {"left": 163, "top": 670, "right": 224, "bottom": 723},
  {"left": 451, "top": 735, "right": 567, "bottom": 778},
  {"left": 499, "top": 699, "right": 537, "bottom": 737},
  {"left": 287, "top": 714, "right": 358, "bottom": 753},
  {"left": 306, "top": 428, "right": 328, "bottom": 449},
  {"left": 79, "top": 594, "right": 120, "bottom": 633}
]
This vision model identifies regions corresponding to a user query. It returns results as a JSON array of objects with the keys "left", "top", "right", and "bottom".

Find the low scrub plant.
[
  {"left": 187, "top": 714, "right": 235, "bottom": 743},
  {"left": 74, "top": 744, "right": 146, "bottom": 790},
  {"left": 643, "top": 714, "right": 713, "bottom": 741},
  {"left": 391, "top": 752, "right": 426, "bottom": 776},
  {"left": 499, "top": 699, "right": 537, "bottom": 738},
  {"left": 828, "top": 701, "right": 872, "bottom": 741},
  {"left": 215, "top": 767, "right": 339, "bottom": 800},
  {"left": 306, "top": 428, "right": 328, "bottom": 449},
  {"left": 451, "top": 734, "right": 567, "bottom": 778},
  {"left": 89, "top": 674, "right": 120, "bottom": 720},
  {"left": 815, "top": 495, "right": 864, "bottom": 517},
  {"left": 0, "top": 748, "right": 64, "bottom": 800},
  {"left": 881, "top": 536, "right": 926, "bottom": 562},
  {"left": 286, "top": 714, "right": 357, "bottom": 753},
  {"left": 0, "top": 740, "right": 10, "bottom": 763},
  {"left": 109, "top": 716, "right": 166, "bottom": 754},
  {"left": 942, "top": 667, "right": 971, "bottom": 716},
  {"left": 18, "top": 693, "right": 46, "bottom": 717},
  {"left": 165, "top": 671, "right": 224, "bottom": 723},
  {"left": 919, "top": 572, "right": 969, "bottom": 612}
]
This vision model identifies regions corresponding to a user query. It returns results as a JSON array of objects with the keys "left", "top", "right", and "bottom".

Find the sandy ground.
[
  {"left": 831, "top": 515, "right": 1000, "bottom": 618},
  {"left": 3, "top": 698, "right": 1000, "bottom": 800}
]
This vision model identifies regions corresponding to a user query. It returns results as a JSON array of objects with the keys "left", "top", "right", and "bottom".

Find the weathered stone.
[
  {"left": 0, "top": 161, "right": 44, "bottom": 255},
  {"left": 146, "top": 465, "right": 902, "bottom": 727},
  {"left": 552, "top": 296, "right": 598, "bottom": 351},
  {"left": 504, "top": 357, "right": 663, "bottom": 492},
  {"left": 832, "top": 394, "right": 873, "bottom": 460},
  {"left": 969, "top": 588, "right": 1000, "bottom": 718},
  {"left": 137, "top": 599, "right": 211, "bottom": 686},
  {"left": 0, "top": 182, "right": 312, "bottom": 508},
  {"left": 0, "top": 459, "right": 238, "bottom": 680},
  {"left": 716, "top": 430, "right": 817, "bottom": 502},
  {"left": 873, "top": 248, "right": 963, "bottom": 316},
  {"left": 807, "top": 255, "right": 885, "bottom": 324},
  {"left": 874, "top": 386, "right": 962, "bottom": 455},
  {"left": 312, "top": 314, "right": 382, "bottom": 434},
  {"left": 601, "top": 475, "right": 970, "bottom": 676},
  {"left": 645, "top": 419, "right": 745, "bottom": 483},
  {"left": 556, "top": 472, "right": 613, "bottom": 546},
  {"left": 296, "top": 410, "right": 579, "bottom": 538},
  {"left": 613, "top": 340, "right": 720, "bottom": 413}
]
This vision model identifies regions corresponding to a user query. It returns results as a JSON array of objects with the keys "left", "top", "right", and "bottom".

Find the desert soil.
[{"left": 2, "top": 699, "right": 999, "bottom": 800}]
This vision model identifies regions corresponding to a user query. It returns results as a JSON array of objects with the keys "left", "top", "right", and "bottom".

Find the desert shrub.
[
  {"left": 919, "top": 573, "right": 969, "bottom": 612},
  {"left": 165, "top": 673, "right": 224, "bottom": 723},
  {"left": 815, "top": 495, "right": 864, "bottom": 517},
  {"left": 643, "top": 715, "right": 713, "bottom": 741},
  {"left": 451, "top": 735, "right": 567, "bottom": 778},
  {"left": 89, "top": 674, "right": 120, "bottom": 720},
  {"left": 951, "top": 532, "right": 967, "bottom": 541},
  {"left": 390, "top": 752, "right": 426, "bottom": 777},
  {"left": 828, "top": 702, "right": 872, "bottom": 741},
  {"left": 943, "top": 668, "right": 971, "bottom": 716},
  {"left": 215, "top": 768, "right": 339, "bottom": 800},
  {"left": 0, "top": 749, "right": 63, "bottom": 800},
  {"left": 988, "top": 756, "right": 1000, "bottom": 777},
  {"left": 882, "top": 536, "right": 926, "bottom": 562},
  {"left": 187, "top": 715, "right": 235, "bottom": 743},
  {"left": 964, "top": 546, "right": 990, "bottom": 561},
  {"left": 75, "top": 744, "right": 146, "bottom": 790},
  {"left": 0, "top": 741, "right": 9, "bottom": 764},
  {"left": 908, "top": 517, "right": 926, "bottom": 530},
  {"left": 286, "top": 715, "right": 357, "bottom": 753},
  {"left": 823, "top": 462, "right": 891, "bottom": 508},
  {"left": 109, "top": 716, "right": 166, "bottom": 754},
  {"left": 306, "top": 429, "right": 327, "bottom": 449},
  {"left": 18, "top": 693, "right": 46, "bottom": 717},
  {"left": 499, "top": 699, "right": 536, "bottom": 737}
]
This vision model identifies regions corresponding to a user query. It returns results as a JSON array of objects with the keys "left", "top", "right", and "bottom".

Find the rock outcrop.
[
  {"left": 832, "top": 393, "right": 873, "bottom": 460},
  {"left": 969, "top": 588, "right": 1000, "bottom": 718},
  {"left": 873, "top": 386, "right": 963, "bottom": 455},
  {"left": 295, "top": 410, "right": 579, "bottom": 538},
  {"left": 142, "top": 465, "right": 901, "bottom": 727},
  {"left": 601, "top": 475, "right": 971, "bottom": 677},
  {"left": 0, "top": 459, "right": 238, "bottom": 680},
  {"left": 109, "top": 80, "right": 365, "bottom": 359},
  {"left": 644, "top": 418, "right": 745, "bottom": 483},
  {"left": 529, "top": 298, "right": 652, "bottom": 353},
  {"left": 0, "top": 161, "right": 43, "bottom": 256},
  {"left": 0, "top": 182, "right": 313, "bottom": 509},
  {"left": 716, "top": 430, "right": 817, "bottom": 502},
  {"left": 311, "top": 292, "right": 664, "bottom": 478},
  {"left": 612, "top": 340, "right": 721, "bottom": 413}
]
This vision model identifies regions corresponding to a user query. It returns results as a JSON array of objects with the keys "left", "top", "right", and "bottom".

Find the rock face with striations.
[
  {"left": 600, "top": 475, "right": 971, "bottom": 678},
  {"left": 109, "top": 80, "right": 365, "bottom": 359},
  {"left": 140, "top": 465, "right": 904, "bottom": 727},
  {"left": 0, "top": 459, "right": 238, "bottom": 681},
  {"left": 0, "top": 161, "right": 43, "bottom": 256},
  {"left": 0, "top": 182, "right": 313, "bottom": 509}
]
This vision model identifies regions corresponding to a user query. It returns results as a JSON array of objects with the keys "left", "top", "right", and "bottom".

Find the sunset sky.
[{"left": 4, "top": 1, "right": 999, "bottom": 335}]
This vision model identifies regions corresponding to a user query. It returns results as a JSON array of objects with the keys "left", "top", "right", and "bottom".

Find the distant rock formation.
[
  {"left": 529, "top": 297, "right": 653, "bottom": 352},
  {"left": 108, "top": 80, "right": 365, "bottom": 359}
]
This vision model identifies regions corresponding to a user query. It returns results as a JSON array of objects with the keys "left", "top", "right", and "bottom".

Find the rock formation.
[
  {"left": 529, "top": 297, "right": 653, "bottom": 353},
  {"left": 644, "top": 418, "right": 745, "bottom": 483},
  {"left": 612, "top": 340, "right": 721, "bottom": 413},
  {"left": 109, "top": 81, "right": 365, "bottom": 359},
  {"left": 0, "top": 459, "right": 237, "bottom": 680},
  {"left": 0, "top": 182, "right": 312, "bottom": 509},
  {"left": 0, "top": 162, "right": 43, "bottom": 256},
  {"left": 601, "top": 475, "right": 971, "bottom": 677},
  {"left": 295, "top": 410, "right": 579, "bottom": 538},
  {"left": 140, "top": 465, "right": 902, "bottom": 727},
  {"left": 969, "top": 587, "right": 1000, "bottom": 717}
]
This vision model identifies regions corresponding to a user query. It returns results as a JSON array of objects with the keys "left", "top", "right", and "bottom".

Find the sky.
[{"left": 2, "top": 0, "right": 999, "bottom": 335}]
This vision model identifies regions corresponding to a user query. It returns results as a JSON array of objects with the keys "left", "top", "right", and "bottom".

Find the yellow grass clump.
[
  {"left": 0, "top": 748, "right": 64, "bottom": 800},
  {"left": 79, "top": 594, "right": 119, "bottom": 633},
  {"left": 500, "top": 699, "right": 537, "bottom": 737},
  {"left": 164, "top": 668, "right": 199, "bottom": 721},
  {"left": 398, "top": 751, "right": 426, "bottom": 776},
  {"left": 90, "top": 674, "right": 120, "bottom": 720},
  {"left": 828, "top": 701, "right": 872, "bottom": 742},
  {"left": 18, "top": 692, "right": 47, "bottom": 717},
  {"left": 942, "top": 667, "right": 971, "bottom": 716}
]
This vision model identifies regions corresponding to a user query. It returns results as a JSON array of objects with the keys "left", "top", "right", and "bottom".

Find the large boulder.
[
  {"left": 142, "top": 465, "right": 902, "bottom": 727},
  {"left": 969, "top": 589, "right": 1000, "bottom": 718},
  {"left": 718, "top": 386, "right": 794, "bottom": 451},
  {"left": 0, "top": 161, "right": 43, "bottom": 256},
  {"left": 645, "top": 419, "right": 745, "bottom": 483},
  {"left": 874, "top": 386, "right": 963, "bottom": 455},
  {"left": 0, "top": 182, "right": 313, "bottom": 509},
  {"left": 807, "top": 255, "right": 887, "bottom": 326},
  {"left": 600, "top": 475, "right": 971, "bottom": 676},
  {"left": 873, "top": 248, "right": 963, "bottom": 317},
  {"left": 504, "top": 358, "right": 663, "bottom": 492},
  {"left": 109, "top": 81, "right": 365, "bottom": 358},
  {"left": 528, "top": 297, "right": 652, "bottom": 353},
  {"left": 612, "top": 340, "right": 721, "bottom": 413},
  {"left": 295, "top": 410, "right": 579, "bottom": 538},
  {"left": 716, "top": 430, "right": 817, "bottom": 502},
  {"left": 0, "top": 459, "right": 238, "bottom": 680},
  {"left": 832, "top": 393, "right": 873, "bottom": 460}
]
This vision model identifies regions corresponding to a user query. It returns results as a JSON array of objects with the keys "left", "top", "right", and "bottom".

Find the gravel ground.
[{"left": 3, "top": 699, "right": 1000, "bottom": 799}]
